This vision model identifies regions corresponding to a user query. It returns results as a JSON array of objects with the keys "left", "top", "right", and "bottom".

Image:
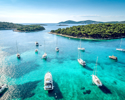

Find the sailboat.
[
  {"left": 0, "top": 84, "right": 8, "bottom": 93},
  {"left": 16, "top": 41, "right": 20, "bottom": 58},
  {"left": 77, "top": 48, "right": 86, "bottom": 66},
  {"left": 44, "top": 72, "right": 54, "bottom": 90},
  {"left": 42, "top": 41, "right": 47, "bottom": 59},
  {"left": 116, "top": 39, "right": 125, "bottom": 51},
  {"left": 91, "top": 57, "right": 102, "bottom": 87},
  {"left": 35, "top": 49, "right": 38, "bottom": 53},
  {"left": 55, "top": 37, "right": 59, "bottom": 52},
  {"left": 78, "top": 39, "right": 85, "bottom": 51}
]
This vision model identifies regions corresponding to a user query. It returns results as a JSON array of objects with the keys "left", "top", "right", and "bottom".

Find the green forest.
[
  {"left": 0, "top": 22, "right": 22, "bottom": 29},
  {"left": 17, "top": 25, "right": 45, "bottom": 32},
  {"left": 51, "top": 23, "right": 125, "bottom": 39}
]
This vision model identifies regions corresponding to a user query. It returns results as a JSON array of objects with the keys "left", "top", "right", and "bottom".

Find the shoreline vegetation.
[
  {"left": 0, "top": 22, "right": 45, "bottom": 32},
  {"left": 50, "top": 23, "right": 125, "bottom": 40}
]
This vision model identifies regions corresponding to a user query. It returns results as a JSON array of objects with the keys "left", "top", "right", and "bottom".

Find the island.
[
  {"left": 57, "top": 24, "right": 68, "bottom": 26},
  {"left": 16, "top": 25, "right": 45, "bottom": 32},
  {"left": 50, "top": 23, "right": 125, "bottom": 40},
  {"left": 58, "top": 20, "right": 125, "bottom": 24},
  {"left": 0, "top": 21, "right": 45, "bottom": 32}
]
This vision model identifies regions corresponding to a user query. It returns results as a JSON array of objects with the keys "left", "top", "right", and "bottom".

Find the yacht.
[
  {"left": 109, "top": 55, "right": 117, "bottom": 60},
  {"left": 78, "top": 39, "right": 85, "bottom": 51},
  {"left": 116, "top": 39, "right": 125, "bottom": 51},
  {"left": 0, "top": 84, "right": 8, "bottom": 93},
  {"left": 35, "top": 49, "right": 38, "bottom": 53},
  {"left": 91, "top": 57, "right": 102, "bottom": 87},
  {"left": 78, "top": 58, "right": 86, "bottom": 66},
  {"left": 77, "top": 49, "right": 86, "bottom": 66},
  {"left": 42, "top": 41, "right": 47, "bottom": 59},
  {"left": 55, "top": 38, "right": 59, "bottom": 52},
  {"left": 44, "top": 72, "right": 54, "bottom": 90},
  {"left": 16, "top": 41, "right": 20, "bottom": 58},
  {"left": 35, "top": 42, "right": 39, "bottom": 46}
]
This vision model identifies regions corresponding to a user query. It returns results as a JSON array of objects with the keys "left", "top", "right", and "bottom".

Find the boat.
[
  {"left": 35, "top": 42, "right": 39, "bottom": 46},
  {"left": 42, "top": 41, "right": 47, "bottom": 59},
  {"left": 16, "top": 41, "right": 20, "bottom": 58},
  {"left": 109, "top": 55, "right": 117, "bottom": 60},
  {"left": 116, "top": 39, "right": 125, "bottom": 51},
  {"left": 44, "top": 72, "right": 54, "bottom": 90},
  {"left": 91, "top": 57, "right": 102, "bottom": 87},
  {"left": 55, "top": 37, "right": 59, "bottom": 52},
  {"left": 0, "top": 84, "right": 8, "bottom": 94},
  {"left": 77, "top": 48, "right": 86, "bottom": 66},
  {"left": 78, "top": 39, "right": 85, "bottom": 51},
  {"left": 35, "top": 49, "right": 38, "bottom": 53}
]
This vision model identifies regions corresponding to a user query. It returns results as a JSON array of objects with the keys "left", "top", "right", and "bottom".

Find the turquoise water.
[{"left": 0, "top": 24, "right": 125, "bottom": 100}]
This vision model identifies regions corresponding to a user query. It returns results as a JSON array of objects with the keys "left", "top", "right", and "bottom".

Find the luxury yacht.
[
  {"left": 44, "top": 72, "right": 54, "bottom": 90},
  {"left": 109, "top": 55, "right": 117, "bottom": 60},
  {"left": 91, "top": 57, "right": 102, "bottom": 87},
  {"left": 0, "top": 84, "right": 8, "bottom": 93}
]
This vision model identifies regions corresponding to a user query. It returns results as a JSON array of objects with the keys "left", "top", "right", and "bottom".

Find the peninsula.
[{"left": 50, "top": 23, "right": 125, "bottom": 40}]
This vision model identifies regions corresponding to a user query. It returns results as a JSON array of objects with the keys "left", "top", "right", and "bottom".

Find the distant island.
[
  {"left": 50, "top": 23, "right": 125, "bottom": 40},
  {"left": 59, "top": 20, "right": 125, "bottom": 24},
  {"left": 57, "top": 24, "right": 68, "bottom": 26},
  {"left": 0, "top": 22, "right": 45, "bottom": 32}
]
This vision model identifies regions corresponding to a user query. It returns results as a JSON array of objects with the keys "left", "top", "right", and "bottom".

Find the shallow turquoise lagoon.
[{"left": 0, "top": 24, "right": 125, "bottom": 100}]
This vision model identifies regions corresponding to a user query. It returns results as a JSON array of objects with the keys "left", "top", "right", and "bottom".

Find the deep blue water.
[{"left": 0, "top": 23, "right": 125, "bottom": 100}]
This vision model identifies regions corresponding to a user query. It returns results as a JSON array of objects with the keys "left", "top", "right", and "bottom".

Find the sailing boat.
[
  {"left": 55, "top": 37, "right": 59, "bottom": 52},
  {"left": 42, "top": 41, "right": 47, "bottom": 59},
  {"left": 116, "top": 39, "right": 125, "bottom": 51},
  {"left": 91, "top": 57, "right": 102, "bottom": 87},
  {"left": 78, "top": 39, "right": 85, "bottom": 51},
  {"left": 35, "top": 41, "right": 39, "bottom": 46},
  {"left": 16, "top": 41, "right": 20, "bottom": 58},
  {"left": 77, "top": 48, "right": 86, "bottom": 66}
]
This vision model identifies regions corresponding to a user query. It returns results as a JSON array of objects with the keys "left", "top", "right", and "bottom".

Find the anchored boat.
[
  {"left": 44, "top": 72, "right": 54, "bottom": 90},
  {"left": 78, "top": 39, "right": 85, "bottom": 51},
  {"left": 16, "top": 41, "right": 20, "bottom": 58},
  {"left": 35, "top": 42, "right": 39, "bottom": 46},
  {"left": 42, "top": 41, "right": 47, "bottom": 59},
  {"left": 109, "top": 55, "right": 117, "bottom": 60},
  {"left": 0, "top": 84, "right": 8, "bottom": 94},
  {"left": 91, "top": 57, "right": 102, "bottom": 87},
  {"left": 116, "top": 39, "right": 125, "bottom": 51}
]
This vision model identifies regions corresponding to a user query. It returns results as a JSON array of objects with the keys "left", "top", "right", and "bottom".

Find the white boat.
[
  {"left": 35, "top": 49, "right": 38, "bottom": 53},
  {"left": 44, "top": 72, "right": 54, "bottom": 90},
  {"left": 116, "top": 39, "right": 125, "bottom": 51},
  {"left": 77, "top": 48, "right": 86, "bottom": 66},
  {"left": 109, "top": 55, "right": 117, "bottom": 60},
  {"left": 55, "top": 37, "right": 59, "bottom": 52},
  {"left": 91, "top": 57, "right": 102, "bottom": 87},
  {"left": 0, "top": 84, "right": 8, "bottom": 93},
  {"left": 42, "top": 41, "right": 47, "bottom": 59},
  {"left": 78, "top": 58, "right": 86, "bottom": 66},
  {"left": 78, "top": 39, "right": 85, "bottom": 51},
  {"left": 16, "top": 41, "right": 20, "bottom": 58},
  {"left": 35, "top": 42, "right": 39, "bottom": 46}
]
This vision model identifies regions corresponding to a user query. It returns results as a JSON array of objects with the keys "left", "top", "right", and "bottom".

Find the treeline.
[
  {"left": 17, "top": 25, "right": 45, "bottom": 32},
  {"left": 51, "top": 23, "right": 125, "bottom": 39},
  {"left": 0, "top": 22, "right": 22, "bottom": 29}
]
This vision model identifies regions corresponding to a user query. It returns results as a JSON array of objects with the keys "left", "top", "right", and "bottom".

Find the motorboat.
[
  {"left": 109, "top": 55, "right": 117, "bottom": 60},
  {"left": 35, "top": 49, "right": 38, "bottom": 53},
  {"left": 0, "top": 84, "right": 8, "bottom": 93},
  {"left": 44, "top": 72, "right": 54, "bottom": 90},
  {"left": 91, "top": 57, "right": 102, "bottom": 87},
  {"left": 42, "top": 53, "right": 47, "bottom": 59},
  {"left": 78, "top": 58, "right": 86, "bottom": 66},
  {"left": 35, "top": 42, "right": 39, "bottom": 46},
  {"left": 55, "top": 47, "right": 59, "bottom": 52}
]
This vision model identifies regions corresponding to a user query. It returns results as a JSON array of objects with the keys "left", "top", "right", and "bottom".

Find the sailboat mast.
[
  {"left": 16, "top": 41, "right": 18, "bottom": 53},
  {"left": 95, "top": 56, "right": 98, "bottom": 76},
  {"left": 80, "top": 39, "right": 81, "bottom": 48}
]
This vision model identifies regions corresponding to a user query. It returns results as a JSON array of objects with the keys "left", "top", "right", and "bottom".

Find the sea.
[{"left": 0, "top": 23, "right": 125, "bottom": 100}]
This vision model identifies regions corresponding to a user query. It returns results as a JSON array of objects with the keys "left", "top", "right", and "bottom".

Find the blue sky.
[{"left": 0, "top": 0, "right": 125, "bottom": 23}]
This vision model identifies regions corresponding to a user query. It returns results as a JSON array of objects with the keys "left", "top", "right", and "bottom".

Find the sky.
[{"left": 0, "top": 0, "right": 125, "bottom": 23}]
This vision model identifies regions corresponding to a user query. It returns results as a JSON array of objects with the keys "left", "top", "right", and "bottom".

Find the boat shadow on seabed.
[
  {"left": 48, "top": 81, "right": 63, "bottom": 99},
  {"left": 99, "top": 85, "right": 112, "bottom": 94}
]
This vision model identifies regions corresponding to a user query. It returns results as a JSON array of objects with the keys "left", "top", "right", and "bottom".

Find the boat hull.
[
  {"left": 78, "top": 48, "right": 85, "bottom": 51},
  {"left": 78, "top": 59, "right": 86, "bottom": 66},
  {"left": 109, "top": 56, "right": 117, "bottom": 60},
  {"left": 92, "top": 75, "right": 102, "bottom": 87},
  {"left": 0, "top": 84, "right": 8, "bottom": 93},
  {"left": 116, "top": 48, "right": 125, "bottom": 51}
]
